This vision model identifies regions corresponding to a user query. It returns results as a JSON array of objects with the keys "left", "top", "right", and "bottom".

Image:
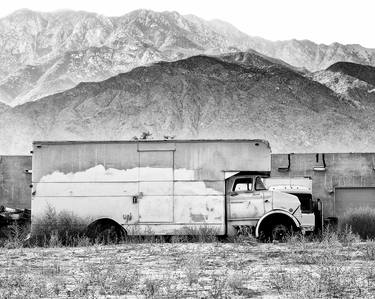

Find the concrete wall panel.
[
  {"left": 271, "top": 153, "right": 375, "bottom": 219},
  {"left": 0, "top": 155, "right": 32, "bottom": 209}
]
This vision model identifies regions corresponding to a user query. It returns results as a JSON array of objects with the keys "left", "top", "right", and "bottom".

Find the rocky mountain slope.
[
  {"left": 186, "top": 15, "right": 375, "bottom": 72},
  {"left": 0, "top": 52, "right": 374, "bottom": 154},
  {"left": 0, "top": 102, "right": 9, "bottom": 113},
  {"left": 0, "top": 9, "right": 244, "bottom": 106},
  {"left": 1, "top": 9, "right": 375, "bottom": 106},
  {"left": 313, "top": 62, "right": 375, "bottom": 109},
  {"left": 327, "top": 62, "right": 375, "bottom": 86},
  {"left": 253, "top": 40, "right": 375, "bottom": 73}
]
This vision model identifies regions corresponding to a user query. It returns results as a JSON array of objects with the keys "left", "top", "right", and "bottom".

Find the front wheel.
[{"left": 271, "top": 224, "right": 290, "bottom": 241}]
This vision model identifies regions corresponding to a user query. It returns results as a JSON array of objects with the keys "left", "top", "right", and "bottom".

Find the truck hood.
[{"left": 271, "top": 191, "right": 301, "bottom": 213}]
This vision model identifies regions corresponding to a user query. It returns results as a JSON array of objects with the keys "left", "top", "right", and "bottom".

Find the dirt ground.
[{"left": 1, "top": 238, "right": 375, "bottom": 298}]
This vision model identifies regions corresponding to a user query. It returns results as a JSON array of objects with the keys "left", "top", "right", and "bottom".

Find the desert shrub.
[
  {"left": 363, "top": 241, "right": 375, "bottom": 260},
  {"left": 337, "top": 224, "right": 360, "bottom": 246},
  {"left": 141, "top": 278, "right": 161, "bottom": 297},
  {"left": 339, "top": 207, "right": 375, "bottom": 240},
  {"left": 227, "top": 233, "right": 258, "bottom": 245},
  {"left": 184, "top": 255, "right": 202, "bottom": 286},
  {"left": 30, "top": 206, "right": 89, "bottom": 247},
  {"left": 269, "top": 262, "right": 369, "bottom": 298},
  {"left": 1, "top": 222, "right": 30, "bottom": 248},
  {"left": 176, "top": 225, "right": 219, "bottom": 242}
]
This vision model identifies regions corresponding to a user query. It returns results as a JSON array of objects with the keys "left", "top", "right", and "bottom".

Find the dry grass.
[
  {"left": 268, "top": 229, "right": 375, "bottom": 298},
  {"left": 2, "top": 210, "right": 375, "bottom": 297},
  {"left": 0, "top": 234, "right": 374, "bottom": 298},
  {"left": 339, "top": 207, "right": 375, "bottom": 239}
]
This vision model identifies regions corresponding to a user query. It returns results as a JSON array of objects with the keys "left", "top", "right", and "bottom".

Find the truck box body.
[{"left": 32, "top": 139, "right": 271, "bottom": 235}]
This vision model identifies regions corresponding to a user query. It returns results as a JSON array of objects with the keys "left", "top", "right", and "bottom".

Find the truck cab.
[{"left": 226, "top": 173, "right": 303, "bottom": 240}]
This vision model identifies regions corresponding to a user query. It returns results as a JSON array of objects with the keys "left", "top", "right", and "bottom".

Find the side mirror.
[{"left": 230, "top": 191, "right": 238, "bottom": 196}]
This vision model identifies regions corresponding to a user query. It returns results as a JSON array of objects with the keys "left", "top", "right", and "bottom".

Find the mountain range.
[
  {"left": 1, "top": 9, "right": 375, "bottom": 106},
  {"left": 0, "top": 51, "right": 374, "bottom": 154},
  {"left": 0, "top": 9, "right": 374, "bottom": 154}
]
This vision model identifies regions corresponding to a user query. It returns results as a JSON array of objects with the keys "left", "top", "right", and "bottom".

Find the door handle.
[
  {"left": 132, "top": 192, "right": 143, "bottom": 204},
  {"left": 264, "top": 199, "right": 270, "bottom": 203}
]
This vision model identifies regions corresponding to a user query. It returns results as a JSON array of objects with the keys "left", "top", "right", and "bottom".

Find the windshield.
[
  {"left": 290, "top": 193, "right": 313, "bottom": 213},
  {"left": 255, "top": 177, "right": 267, "bottom": 191}
]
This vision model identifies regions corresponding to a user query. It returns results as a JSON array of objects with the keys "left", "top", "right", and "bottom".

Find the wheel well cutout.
[
  {"left": 87, "top": 218, "right": 126, "bottom": 241},
  {"left": 258, "top": 213, "right": 297, "bottom": 235}
]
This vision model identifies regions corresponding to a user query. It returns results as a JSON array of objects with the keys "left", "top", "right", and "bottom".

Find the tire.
[
  {"left": 87, "top": 221, "right": 126, "bottom": 244},
  {"left": 271, "top": 223, "right": 290, "bottom": 242}
]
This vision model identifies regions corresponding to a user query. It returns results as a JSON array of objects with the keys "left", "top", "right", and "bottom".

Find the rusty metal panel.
[
  {"left": 0, "top": 155, "right": 31, "bottom": 209},
  {"left": 139, "top": 151, "right": 173, "bottom": 180},
  {"left": 33, "top": 140, "right": 270, "bottom": 181},
  {"left": 138, "top": 142, "right": 176, "bottom": 151},
  {"left": 32, "top": 142, "right": 139, "bottom": 182},
  {"left": 175, "top": 140, "right": 270, "bottom": 181}
]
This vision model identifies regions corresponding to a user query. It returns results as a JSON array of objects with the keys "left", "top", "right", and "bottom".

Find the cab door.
[
  {"left": 227, "top": 176, "right": 265, "bottom": 220},
  {"left": 255, "top": 176, "right": 273, "bottom": 213}
]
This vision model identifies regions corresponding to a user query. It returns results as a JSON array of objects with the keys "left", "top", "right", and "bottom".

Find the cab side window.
[{"left": 233, "top": 178, "right": 253, "bottom": 193}]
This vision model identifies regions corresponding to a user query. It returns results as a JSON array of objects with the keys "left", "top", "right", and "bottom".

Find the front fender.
[{"left": 255, "top": 209, "right": 301, "bottom": 237}]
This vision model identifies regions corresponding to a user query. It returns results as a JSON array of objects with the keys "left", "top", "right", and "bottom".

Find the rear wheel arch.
[
  {"left": 255, "top": 210, "right": 300, "bottom": 239},
  {"left": 87, "top": 218, "right": 126, "bottom": 243}
]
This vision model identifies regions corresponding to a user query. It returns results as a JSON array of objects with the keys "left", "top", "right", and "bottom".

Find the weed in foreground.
[
  {"left": 176, "top": 225, "right": 219, "bottom": 243},
  {"left": 269, "top": 253, "right": 374, "bottom": 298},
  {"left": 30, "top": 206, "right": 89, "bottom": 247},
  {"left": 184, "top": 254, "right": 202, "bottom": 286},
  {"left": 339, "top": 207, "right": 375, "bottom": 240},
  {"left": 141, "top": 278, "right": 161, "bottom": 297},
  {"left": 363, "top": 241, "right": 375, "bottom": 261},
  {"left": 2, "top": 223, "right": 30, "bottom": 249},
  {"left": 226, "top": 271, "right": 260, "bottom": 297}
]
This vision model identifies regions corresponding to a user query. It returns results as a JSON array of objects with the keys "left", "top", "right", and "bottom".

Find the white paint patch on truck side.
[
  {"left": 40, "top": 165, "right": 174, "bottom": 182},
  {"left": 39, "top": 165, "right": 200, "bottom": 182},
  {"left": 33, "top": 165, "right": 225, "bottom": 234}
]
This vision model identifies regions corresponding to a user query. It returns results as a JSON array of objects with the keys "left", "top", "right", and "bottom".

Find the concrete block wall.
[
  {"left": 271, "top": 153, "right": 375, "bottom": 218},
  {"left": 0, "top": 156, "right": 32, "bottom": 209}
]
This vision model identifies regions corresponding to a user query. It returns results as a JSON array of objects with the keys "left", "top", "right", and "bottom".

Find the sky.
[{"left": 0, "top": 0, "right": 374, "bottom": 48}]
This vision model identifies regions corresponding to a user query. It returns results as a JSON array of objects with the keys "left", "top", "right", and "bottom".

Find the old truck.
[{"left": 31, "top": 139, "right": 310, "bottom": 240}]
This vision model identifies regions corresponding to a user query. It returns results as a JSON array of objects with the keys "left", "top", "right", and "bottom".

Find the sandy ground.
[{"left": 1, "top": 240, "right": 375, "bottom": 298}]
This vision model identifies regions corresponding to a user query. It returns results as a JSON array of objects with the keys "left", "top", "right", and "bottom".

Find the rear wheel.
[{"left": 87, "top": 220, "right": 126, "bottom": 244}]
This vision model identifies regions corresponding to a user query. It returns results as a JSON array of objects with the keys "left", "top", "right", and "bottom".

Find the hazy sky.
[{"left": 0, "top": 0, "right": 374, "bottom": 48}]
